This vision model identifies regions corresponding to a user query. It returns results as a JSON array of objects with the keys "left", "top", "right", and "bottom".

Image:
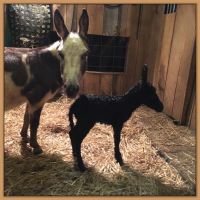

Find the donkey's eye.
[{"left": 81, "top": 52, "right": 88, "bottom": 60}]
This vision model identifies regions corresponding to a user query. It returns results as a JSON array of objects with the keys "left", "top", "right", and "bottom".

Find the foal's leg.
[
  {"left": 113, "top": 123, "right": 123, "bottom": 165},
  {"left": 29, "top": 107, "right": 43, "bottom": 154},
  {"left": 20, "top": 104, "right": 30, "bottom": 143},
  {"left": 69, "top": 121, "right": 94, "bottom": 172}
]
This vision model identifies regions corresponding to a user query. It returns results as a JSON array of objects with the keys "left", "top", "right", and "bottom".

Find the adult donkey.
[{"left": 4, "top": 9, "right": 89, "bottom": 154}]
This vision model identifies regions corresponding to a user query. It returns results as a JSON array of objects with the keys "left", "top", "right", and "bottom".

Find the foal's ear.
[
  {"left": 54, "top": 9, "right": 69, "bottom": 40},
  {"left": 79, "top": 9, "right": 89, "bottom": 38},
  {"left": 142, "top": 64, "right": 148, "bottom": 84}
]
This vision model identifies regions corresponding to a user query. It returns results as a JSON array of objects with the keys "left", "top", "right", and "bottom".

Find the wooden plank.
[
  {"left": 120, "top": 4, "right": 132, "bottom": 37},
  {"left": 185, "top": 80, "right": 196, "bottom": 130},
  {"left": 134, "top": 5, "right": 156, "bottom": 85},
  {"left": 99, "top": 4, "right": 116, "bottom": 95},
  {"left": 112, "top": 74, "right": 125, "bottom": 95},
  {"left": 153, "top": 12, "right": 176, "bottom": 102},
  {"left": 123, "top": 5, "right": 140, "bottom": 90},
  {"left": 99, "top": 74, "right": 112, "bottom": 95},
  {"left": 86, "top": 5, "right": 104, "bottom": 34},
  {"left": 119, "top": 5, "right": 128, "bottom": 36},
  {"left": 189, "top": 98, "right": 196, "bottom": 130},
  {"left": 124, "top": 4, "right": 165, "bottom": 93},
  {"left": 146, "top": 5, "right": 166, "bottom": 84},
  {"left": 79, "top": 74, "right": 85, "bottom": 94},
  {"left": 100, "top": 5, "right": 138, "bottom": 95},
  {"left": 163, "top": 5, "right": 196, "bottom": 118},
  {"left": 112, "top": 5, "right": 138, "bottom": 93},
  {"left": 82, "top": 73, "right": 100, "bottom": 95},
  {"left": 182, "top": 44, "right": 196, "bottom": 124},
  {"left": 65, "top": 4, "right": 74, "bottom": 32},
  {"left": 136, "top": 4, "right": 166, "bottom": 85},
  {"left": 103, "top": 5, "right": 119, "bottom": 35},
  {"left": 163, "top": 5, "right": 189, "bottom": 115},
  {"left": 172, "top": 5, "right": 196, "bottom": 121},
  {"left": 84, "top": 5, "right": 119, "bottom": 95},
  {"left": 186, "top": 83, "right": 196, "bottom": 129},
  {"left": 100, "top": 4, "right": 132, "bottom": 95},
  {"left": 99, "top": 73, "right": 113, "bottom": 95}
]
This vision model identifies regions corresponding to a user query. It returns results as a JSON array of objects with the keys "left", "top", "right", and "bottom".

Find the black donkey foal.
[{"left": 68, "top": 64, "right": 164, "bottom": 171}]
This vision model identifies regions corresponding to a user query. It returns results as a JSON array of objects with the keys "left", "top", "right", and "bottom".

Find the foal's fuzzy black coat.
[{"left": 68, "top": 64, "right": 163, "bottom": 171}]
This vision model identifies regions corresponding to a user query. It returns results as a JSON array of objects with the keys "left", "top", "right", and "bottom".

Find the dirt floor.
[{"left": 4, "top": 97, "right": 196, "bottom": 196}]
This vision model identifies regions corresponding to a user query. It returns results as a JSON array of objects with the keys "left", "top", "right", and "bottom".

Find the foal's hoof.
[
  {"left": 119, "top": 160, "right": 124, "bottom": 166},
  {"left": 78, "top": 165, "right": 86, "bottom": 172},
  {"left": 116, "top": 157, "right": 124, "bottom": 166},
  {"left": 33, "top": 147, "right": 43, "bottom": 155},
  {"left": 74, "top": 164, "right": 86, "bottom": 172},
  {"left": 20, "top": 141, "right": 32, "bottom": 154},
  {"left": 79, "top": 166, "right": 86, "bottom": 172}
]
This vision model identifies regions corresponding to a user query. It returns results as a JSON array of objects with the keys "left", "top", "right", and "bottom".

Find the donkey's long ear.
[
  {"left": 79, "top": 9, "right": 89, "bottom": 38},
  {"left": 142, "top": 64, "right": 148, "bottom": 84},
  {"left": 54, "top": 9, "right": 69, "bottom": 39}
]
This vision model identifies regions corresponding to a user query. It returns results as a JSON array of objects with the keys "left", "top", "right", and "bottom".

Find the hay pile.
[{"left": 4, "top": 97, "right": 196, "bottom": 196}]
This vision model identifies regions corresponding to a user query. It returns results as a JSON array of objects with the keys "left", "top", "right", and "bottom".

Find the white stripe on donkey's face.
[
  {"left": 61, "top": 32, "right": 88, "bottom": 97},
  {"left": 53, "top": 8, "right": 89, "bottom": 98}
]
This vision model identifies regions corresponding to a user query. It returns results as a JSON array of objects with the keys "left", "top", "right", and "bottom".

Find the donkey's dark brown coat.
[{"left": 4, "top": 9, "right": 89, "bottom": 154}]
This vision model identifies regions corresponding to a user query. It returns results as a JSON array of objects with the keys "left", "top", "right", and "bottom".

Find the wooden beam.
[
  {"left": 86, "top": 5, "right": 104, "bottom": 35},
  {"left": 189, "top": 97, "right": 196, "bottom": 130},
  {"left": 172, "top": 5, "right": 196, "bottom": 121},
  {"left": 146, "top": 5, "right": 165, "bottom": 84},
  {"left": 65, "top": 5, "right": 74, "bottom": 32},
  {"left": 134, "top": 5, "right": 156, "bottom": 84},
  {"left": 120, "top": 4, "right": 132, "bottom": 37},
  {"left": 100, "top": 74, "right": 113, "bottom": 95},
  {"left": 163, "top": 5, "right": 186, "bottom": 115},
  {"left": 123, "top": 5, "right": 140, "bottom": 90},
  {"left": 153, "top": 12, "right": 176, "bottom": 102},
  {"left": 182, "top": 44, "right": 196, "bottom": 124},
  {"left": 83, "top": 73, "right": 100, "bottom": 95},
  {"left": 112, "top": 74, "right": 125, "bottom": 95}
]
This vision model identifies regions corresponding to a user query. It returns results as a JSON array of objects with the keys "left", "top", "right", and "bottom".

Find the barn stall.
[{"left": 4, "top": 4, "right": 196, "bottom": 196}]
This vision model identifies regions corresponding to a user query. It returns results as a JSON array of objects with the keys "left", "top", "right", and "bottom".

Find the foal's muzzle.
[{"left": 64, "top": 84, "right": 79, "bottom": 98}]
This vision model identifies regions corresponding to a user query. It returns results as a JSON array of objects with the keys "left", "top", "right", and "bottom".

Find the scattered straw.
[{"left": 4, "top": 97, "right": 196, "bottom": 196}]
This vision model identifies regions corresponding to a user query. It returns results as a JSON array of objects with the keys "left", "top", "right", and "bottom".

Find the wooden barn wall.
[
  {"left": 55, "top": 4, "right": 196, "bottom": 128},
  {"left": 153, "top": 4, "right": 196, "bottom": 126}
]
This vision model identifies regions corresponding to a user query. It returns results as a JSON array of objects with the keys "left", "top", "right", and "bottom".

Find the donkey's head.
[
  {"left": 54, "top": 9, "right": 89, "bottom": 98},
  {"left": 140, "top": 64, "right": 163, "bottom": 112}
]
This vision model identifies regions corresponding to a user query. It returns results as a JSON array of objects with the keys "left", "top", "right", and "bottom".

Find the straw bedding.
[{"left": 4, "top": 97, "right": 196, "bottom": 196}]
